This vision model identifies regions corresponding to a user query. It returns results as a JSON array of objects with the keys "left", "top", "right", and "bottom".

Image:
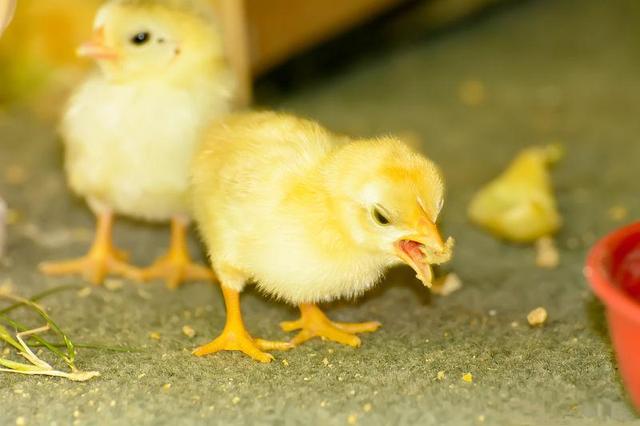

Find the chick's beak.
[
  {"left": 395, "top": 218, "right": 453, "bottom": 288},
  {"left": 77, "top": 27, "right": 118, "bottom": 60}
]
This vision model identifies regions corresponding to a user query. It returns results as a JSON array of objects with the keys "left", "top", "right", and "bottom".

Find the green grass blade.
[
  {"left": 0, "top": 315, "right": 70, "bottom": 366},
  {"left": 0, "top": 284, "right": 81, "bottom": 315},
  {"left": 0, "top": 295, "right": 76, "bottom": 367},
  {"left": 27, "top": 341, "right": 145, "bottom": 353},
  {"left": 0, "top": 358, "right": 46, "bottom": 372},
  {"left": 0, "top": 323, "right": 23, "bottom": 351}
]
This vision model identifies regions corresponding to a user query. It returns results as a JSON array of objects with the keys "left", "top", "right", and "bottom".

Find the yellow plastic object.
[
  {"left": 0, "top": 0, "right": 100, "bottom": 106},
  {"left": 468, "top": 144, "right": 563, "bottom": 243}
]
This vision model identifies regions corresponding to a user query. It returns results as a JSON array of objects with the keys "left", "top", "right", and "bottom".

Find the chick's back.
[{"left": 191, "top": 112, "right": 332, "bottom": 271}]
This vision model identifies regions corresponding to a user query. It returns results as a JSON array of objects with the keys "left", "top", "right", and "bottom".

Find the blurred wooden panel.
[
  {"left": 215, "top": 0, "right": 405, "bottom": 105},
  {"left": 244, "top": 0, "right": 405, "bottom": 75}
]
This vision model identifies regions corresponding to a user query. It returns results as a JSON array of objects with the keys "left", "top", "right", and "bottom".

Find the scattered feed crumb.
[
  {"left": 77, "top": 287, "right": 92, "bottom": 298},
  {"left": 162, "top": 384, "right": 171, "bottom": 391},
  {"left": 137, "top": 289, "right": 152, "bottom": 300},
  {"left": 437, "top": 371, "right": 446, "bottom": 381},
  {"left": 349, "top": 390, "right": 356, "bottom": 396},
  {"left": 320, "top": 401, "right": 327, "bottom": 407},
  {"left": 137, "top": 373, "right": 146, "bottom": 379},
  {"left": 281, "top": 359, "right": 289, "bottom": 366},
  {"left": 536, "top": 237, "right": 559, "bottom": 268},
  {"left": 0, "top": 278, "right": 15, "bottom": 295},
  {"left": 15, "top": 417, "right": 26, "bottom": 426},
  {"left": 478, "top": 414, "right": 486, "bottom": 423},
  {"left": 462, "top": 373, "right": 473, "bottom": 383},
  {"left": 431, "top": 273, "right": 463, "bottom": 296},
  {"left": 608, "top": 205, "right": 628, "bottom": 222},
  {"left": 458, "top": 80, "right": 486, "bottom": 106},
  {"left": 511, "top": 321, "right": 519, "bottom": 328},
  {"left": 110, "top": 400, "right": 116, "bottom": 407},
  {"left": 322, "top": 357, "right": 329, "bottom": 366},
  {"left": 488, "top": 310, "right": 497, "bottom": 317},
  {"left": 363, "top": 403, "right": 372, "bottom": 412},
  {"left": 347, "top": 414, "right": 358, "bottom": 425},
  {"left": 104, "top": 279, "right": 124, "bottom": 291},
  {"left": 149, "top": 332, "right": 161, "bottom": 341},
  {"left": 5, "top": 164, "right": 28, "bottom": 185},
  {"left": 527, "top": 307, "right": 548, "bottom": 326},
  {"left": 182, "top": 325, "right": 196, "bottom": 338},
  {"left": 232, "top": 396, "right": 240, "bottom": 405},
  {"left": 73, "top": 410, "right": 81, "bottom": 418}
]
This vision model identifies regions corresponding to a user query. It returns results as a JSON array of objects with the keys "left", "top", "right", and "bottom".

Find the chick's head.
[
  {"left": 79, "top": 0, "right": 224, "bottom": 82},
  {"left": 325, "top": 138, "right": 454, "bottom": 286}
]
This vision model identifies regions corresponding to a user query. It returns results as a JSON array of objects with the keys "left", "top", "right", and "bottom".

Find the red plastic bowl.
[{"left": 586, "top": 221, "right": 640, "bottom": 411}]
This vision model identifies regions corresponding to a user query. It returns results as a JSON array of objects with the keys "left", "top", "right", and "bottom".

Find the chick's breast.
[{"left": 63, "top": 74, "right": 232, "bottom": 221}]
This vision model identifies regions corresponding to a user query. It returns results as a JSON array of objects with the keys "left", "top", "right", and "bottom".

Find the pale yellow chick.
[
  {"left": 191, "top": 112, "right": 454, "bottom": 362},
  {"left": 40, "top": 0, "right": 235, "bottom": 286},
  {"left": 468, "top": 144, "right": 562, "bottom": 243}
]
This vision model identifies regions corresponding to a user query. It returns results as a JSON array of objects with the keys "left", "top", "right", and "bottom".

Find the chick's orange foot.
[
  {"left": 39, "top": 211, "right": 140, "bottom": 285},
  {"left": 281, "top": 304, "right": 381, "bottom": 347},
  {"left": 193, "top": 331, "right": 291, "bottom": 363},
  {"left": 138, "top": 218, "right": 214, "bottom": 288},
  {"left": 193, "top": 287, "right": 291, "bottom": 363},
  {"left": 39, "top": 249, "right": 139, "bottom": 285}
]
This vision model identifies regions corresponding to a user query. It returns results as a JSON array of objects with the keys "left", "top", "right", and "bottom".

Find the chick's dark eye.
[
  {"left": 372, "top": 207, "right": 391, "bottom": 226},
  {"left": 131, "top": 32, "right": 151, "bottom": 45}
]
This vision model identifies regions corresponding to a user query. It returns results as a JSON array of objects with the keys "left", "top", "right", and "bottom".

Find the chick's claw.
[{"left": 282, "top": 304, "right": 381, "bottom": 348}]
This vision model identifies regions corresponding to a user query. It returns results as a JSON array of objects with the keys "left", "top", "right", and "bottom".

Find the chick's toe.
[
  {"left": 282, "top": 304, "right": 381, "bottom": 348},
  {"left": 39, "top": 211, "right": 140, "bottom": 285}
]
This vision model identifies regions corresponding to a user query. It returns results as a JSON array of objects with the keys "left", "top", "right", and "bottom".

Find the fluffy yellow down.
[{"left": 191, "top": 112, "right": 448, "bottom": 304}]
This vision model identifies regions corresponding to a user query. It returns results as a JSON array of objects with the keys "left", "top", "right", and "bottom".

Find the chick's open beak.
[
  {"left": 395, "top": 218, "right": 454, "bottom": 288},
  {"left": 77, "top": 27, "right": 118, "bottom": 60}
]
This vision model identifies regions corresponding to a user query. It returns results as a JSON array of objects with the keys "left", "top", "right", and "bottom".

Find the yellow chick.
[
  {"left": 40, "top": 0, "right": 235, "bottom": 287},
  {"left": 468, "top": 144, "right": 563, "bottom": 243},
  {"left": 190, "top": 112, "right": 454, "bottom": 362}
]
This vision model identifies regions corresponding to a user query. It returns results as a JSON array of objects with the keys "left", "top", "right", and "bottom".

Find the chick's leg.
[
  {"left": 39, "top": 210, "right": 139, "bottom": 285},
  {"left": 138, "top": 216, "right": 214, "bottom": 288},
  {"left": 281, "top": 304, "right": 381, "bottom": 347},
  {"left": 193, "top": 286, "right": 291, "bottom": 363}
]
